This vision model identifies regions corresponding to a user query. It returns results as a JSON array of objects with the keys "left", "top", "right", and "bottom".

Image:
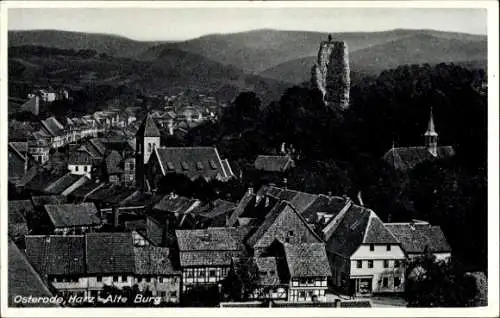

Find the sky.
[{"left": 8, "top": 7, "right": 487, "bottom": 41}]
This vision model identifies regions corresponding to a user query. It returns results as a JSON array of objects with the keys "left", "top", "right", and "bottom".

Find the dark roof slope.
[
  {"left": 134, "top": 246, "right": 179, "bottom": 275},
  {"left": 227, "top": 191, "right": 255, "bottom": 226},
  {"left": 25, "top": 235, "right": 86, "bottom": 276},
  {"left": 105, "top": 150, "right": 123, "bottom": 174},
  {"left": 383, "top": 146, "right": 455, "bottom": 171},
  {"left": 8, "top": 240, "right": 59, "bottom": 307},
  {"left": 283, "top": 243, "right": 331, "bottom": 277},
  {"left": 153, "top": 194, "right": 200, "bottom": 214},
  {"left": 154, "top": 147, "right": 232, "bottom": 180},
  {"left": 44, "top": 202, "right": 101, "bottom": 228},
  {"left": 9, "top": 200, "right": 35, "bottom": 221},
  {"left": 176, "top": 227, "right": 243, "bottom": 251},
  {"left": 254, "top": 155, "right": 294, "bottom": 172},
  {"left": 31, "top": 195, "right": 67, "bottom": 207},
  {"left": 86, "top": 232, "right": 135, "bottom": 274},
  {"left": 44, "top": 173, "right": 86, "bottom": 194},
  {"left": 385, "top": 222, "right": 451, "bottom": 253}
]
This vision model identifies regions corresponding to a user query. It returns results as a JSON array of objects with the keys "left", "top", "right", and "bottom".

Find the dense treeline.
[
  {"left": 9, "top": 45, "right": 99, "bottom": 58},
  {"left": 185, "top": 63, "right": 487, "bottom": 271}
]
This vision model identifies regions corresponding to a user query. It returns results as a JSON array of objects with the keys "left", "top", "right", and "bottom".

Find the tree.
[
  {"left": 156, "top": 173, "right": 195, "bottom": 196},
  {"left": 224, "top": 258, "right": 260, "bottom": 301},
  {"left": 405, "top": 253, "right": 478, "bottom": 307}
]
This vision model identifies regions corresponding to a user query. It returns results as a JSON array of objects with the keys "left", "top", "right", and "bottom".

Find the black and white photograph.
[{"left": 1, "top": 1, "right": 498, "bottom": 316}]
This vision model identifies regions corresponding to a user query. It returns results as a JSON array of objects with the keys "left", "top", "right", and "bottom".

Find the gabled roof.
[
  {"left": 194, "top": 199, "right": 237, "bottom": 219},
  {"left": 8, "top": 240, "right": 59, "bottom": 307},
  {"left": 44, "top": 202, "right": 101, "bottom": 228},
  {"left": 232, "top": 257, "right": 282, "bottom": 286},
  {"left": 153, "top": 147, "right": 232, "bottom": 180},
  {"left": 86, "top": 232, "right": 136, "bottom": 274},
  {"left": 41, "top": 116, "right": 65, "bottom": 137},
  {"left": 24, "top": 170, "right": 68, "bottom": 192},
  {"left": 283, "top": 243, "right": 331, "bottom": 277},
  {"left": 25, "top": 235, "right": 86, "bottom": 276},
  {"left": 68, "top": 151, "right": 93, "bottom": 165},
  {"left": 68, "top": 181, "right": 105, "bottom": 199},
  {"left": 176, "top": 227, "right": 244, "bottom": 252},
  {"left": 31, "top": 195, "right": 67, "bottom": 208},
  {"left": 257, "top": 186, "right": 318, "bottom": 215},
  {"left": 325, "top": 204, "right": 398, "bottom": 258},
  {"left": 385, "top": 222, "right": 451, "bottom": 254},
  {"left": 227, "top": 191, "right": 256, "bottom": 227},
  {"left": 134, "top": 246, "right": 179, "bottom": 275},
  {"left": 44, "top": 173, "right": 88, "bottom": 195},
  {"left": 246, "top": 201, "right": 322, "bottom": 248},
  {"left": 153, "top": 194, "right": 201, "bottom": 214},
  {"left": 136, "top": 114, "right": 161, "bottom": 137},
  {"left": 105, "top": 150, "right": 123, "bottom": 174},
  {"left": 383, "top": 146, "right": 455, "bottom": 171},
  {"left": 254, "top": 155, "right": 295, "bottom": 172}
]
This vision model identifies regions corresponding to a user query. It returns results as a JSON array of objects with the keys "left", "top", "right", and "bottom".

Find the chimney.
[
  {"left": 112, "top": 207, "right": 120, "bottom": 228},
  {"left": 283, "top": 178, "right": 288, "bottom": 189}
]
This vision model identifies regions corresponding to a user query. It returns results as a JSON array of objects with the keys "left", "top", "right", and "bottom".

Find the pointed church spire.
[
  {"left": 424, "top": 107, "right": 438, "bottom": 156},
  {"left": 425, "top": 106, "right": 438, "bottom": 137}
]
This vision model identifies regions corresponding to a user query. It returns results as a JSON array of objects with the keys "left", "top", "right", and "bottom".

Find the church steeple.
[
  {"left": 135, "top": 113, "right": 161, "bottom": 189},
  {"left": 424, "top": 107, "right": 438, "bottom": 157}
]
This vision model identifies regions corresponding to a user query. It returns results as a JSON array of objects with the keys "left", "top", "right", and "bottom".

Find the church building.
[{"left": 383, "top": 108, "right": 455, "bottom": 171}]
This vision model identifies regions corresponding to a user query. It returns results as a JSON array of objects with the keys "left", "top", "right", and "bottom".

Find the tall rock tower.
[
  {"left": 135, "top": 113, "right": 161, "bottom": 189},
  {"left": 311, "top": 37, "right": 350, "bottom": 110}
]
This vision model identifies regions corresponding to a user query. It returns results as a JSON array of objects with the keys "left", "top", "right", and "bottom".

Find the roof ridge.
[{"left": 361, "top": 210, "right": 375, "bottom": 243}]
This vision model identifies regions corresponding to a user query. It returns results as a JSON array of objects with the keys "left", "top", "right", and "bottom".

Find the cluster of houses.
[{"left": 8, "top": 110, "right": 456, "bottom": 307}]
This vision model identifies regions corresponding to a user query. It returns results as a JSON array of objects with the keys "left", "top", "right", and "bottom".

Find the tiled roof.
[
  {"left": 385, "top": 222, "right": 451, "bottom": 254},
  {"left": 246, "top": 201, "right": 322, "bottom": 248},
  {"left": 25, "top": 235, "right": 86, "bottom": 276},
  {"left": 24, "top": 170, "right": 67, "bottom": 192},
  {"left": 31, "top": 195, "right": 67, "bottom": 208},
  {"left": 255, "top": 257, "right": 282, "bottom": 285},
  {"left": 180, "top": 250, "right": 245, "bottom": 267},
  {"left": 89, "top": 138, "right": 107, "bottom": 156},
  {"left": 105, "top": 150, "right": 123, "bottom": 174},
  {"left": 41, "top": 116, "right": 65, "bottom": 137},
  {"left": 153, "top": 194, "right": 201, "bottom": 214},
  {"left": 44, "top": 173, "right": 87, "bottom": 195},
  {"left": 254, "top": 155, "right": 294, "bottom": 172},
  {"left": 136, "top": 114, "right": 161, "bottom": 137},
  {"left": 9, "top": 142, "right": 28, "bottom": 160},
  {"left": 154, "top": 147, "right": 232, "bottom": 180},
  {"left": 283, "top": 243, "right": 331, "bottom": 277},
  {"left": 68, "top": 151, "right": 93, "bottom": 165},
  {"left": 383, "top": 146, "right": 455, "bottom": 171},
  {"left": 134, "top": 246, "right": 178, "bottom": 275},
  {"left": 194, "top": 199, "right": 237, "bottom": 219},
  {"left": 68, "top": 181, "right": 105, "bottom": 199},
  {"left": 227, "top": 191, "right": 256, "bottom": 226},
  {"left": 86, "top": 232, "right": 135, "bottom": 274},
  {"left": 176, "top": 227, "right": 244, "bottom": 251},
  {"left": 44, "top": 202, "right": 101, "bottom": 228},
  {"left": 325, "top": 204, "right": 398, "bottom": 257},
  {"left": 8, "top": 240, "right": 58, "bottom": 307}
]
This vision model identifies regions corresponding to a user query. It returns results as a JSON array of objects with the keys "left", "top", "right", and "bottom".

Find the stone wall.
[{"left": 311, "top": 41, "right": 350, "bottom": 110}]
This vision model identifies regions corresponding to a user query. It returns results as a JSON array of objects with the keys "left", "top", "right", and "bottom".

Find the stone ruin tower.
[{"left": 311, "top": 36, "right": 350, "bottom": 110}]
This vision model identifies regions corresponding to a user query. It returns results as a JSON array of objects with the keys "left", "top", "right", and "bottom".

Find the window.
[
  {"left": 159, "top": 277, "right": 164, "bottom": 283},
  {"left": 369, "top": 244, "right": 374, "bottom": 251},
  {"left": 299, "top": 291, "right": 306, "bottom": 298},
  {"left": 394, "top": 260, "right": 400, "bottom": 268},
  {"left": 382, "top": 277, "right": 388, "bottom": 288},
  {"left": 199, "top": 270, "right": 205, "bottom": 277},
  {"left": 386, "top": 244, "right": 391, "bottom": 251},
  {"left": 259, "top": 271, "right": 267, "bottom": 276},
  {"left": 148, "top": 143, "right": 152, "bottom": 152},
  {"left": 97, "top": 276, "right": 102, "bottom": 282},
  {"left": 209, "top": 270, "right": 216, "bottom": 277},
  {"left": 288, "top": 230, "right": 295, "bottom": 237},
  {"left": 160, "top": 291, "right": 166, "bottom": 297},
  {"left": 383, "top": 260, "right": 389, "bottom": 268},
  {"left": 357, "top": 260, "right": 363, "bottom": 268},
  {"left": 121, "top": 276, "right": 127, "bottom": 282},
  {"left": 181, "top": 161, "right": 189, "bottom": 171},
  {"left": 368, "top": 260, "right": 373, "bottom": 268},
  {"left": 113, "top": 276, "right": 118, "bottom": 282},
  {"left": 146, "top": 277, "right": 151, "bottom": 283},
  {"left": 209, "top": 160, "right": 217, "bottom": 169},
  {"left": 394, "top": 277, "right": 401, "bottom": 287},
  {"left": 166, "top": 162, "right": 175, "bottom": 170},
  {"left": 170, "top": 291, "right": 177, "bottom": 298},
  {"left": 196, "top": 161, "right": 204, "bottom": 170},
  {"left": 269, "top": 270, "right": 276, "bottom": 276},
  {"left": 75, "top": 166, "right": 79, "bottom": 172}
]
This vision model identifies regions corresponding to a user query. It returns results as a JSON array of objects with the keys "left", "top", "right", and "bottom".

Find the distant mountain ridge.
[{"left": 8, "top": 29, "right": 165, "bottom": 58}]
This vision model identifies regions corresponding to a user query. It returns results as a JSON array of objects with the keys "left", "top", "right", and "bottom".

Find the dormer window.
[
  {"left": 166, "top": 162, "right": 175, "bottom": 171},
  {"left": 209, "top": 160, "right": 217, "bottom": 169},
  {"left": 196, "top": 161, "right": 204, "bottom": 170},
  {"left": 181, "top": 161, "right": 189, "bottom": 171},
  {"left": 369, "top": 244, "right": 374, "bottom": 251}
]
